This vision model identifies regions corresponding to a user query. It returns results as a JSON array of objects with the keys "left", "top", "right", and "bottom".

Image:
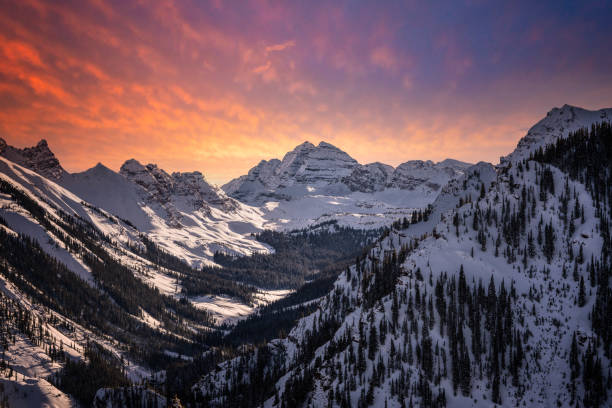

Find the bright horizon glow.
[{"left": 1, "top": 1, "right": 611, "bottom": 185}]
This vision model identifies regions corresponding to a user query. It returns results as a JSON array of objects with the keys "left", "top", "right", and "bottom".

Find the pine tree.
[
  {"left": 368, "top": 324, "right": 378, "bottom": 360},
  {"left": 578, "top": 276, "right": 587, "bottom": 307}
]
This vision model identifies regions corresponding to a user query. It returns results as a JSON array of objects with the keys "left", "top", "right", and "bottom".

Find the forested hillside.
[{"left": 193, "top": 123, "right": 611, "bottom": 408}]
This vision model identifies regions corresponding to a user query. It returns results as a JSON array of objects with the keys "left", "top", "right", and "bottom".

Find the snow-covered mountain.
[
  {"left": 119, "top": 159, "right": 238, "bottom": 214},
  {"left": 193, "top": 107, "right": 612, "bottom": 408},
  {"left": 0, "top": 139, "right": 271, "bottom": 268},
  {"left": 224, "top": 141, "right": 470, "bottom": 200},
  {"left": 223, "top": 141, "right": 471, "bottom": 230},
  {"left": 502, "top": 104, "right": 612, "bottom": 164}
]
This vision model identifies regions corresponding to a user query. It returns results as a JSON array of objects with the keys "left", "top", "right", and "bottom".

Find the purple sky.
[{"left": 1, "top": 0, "right": 611, "bottom": 183}]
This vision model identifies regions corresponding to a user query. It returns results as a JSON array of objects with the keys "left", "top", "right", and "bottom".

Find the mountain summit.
[
  {"left": 222, "top": 141, "right": 359, "bottom": 201},
  {"left": 0, "top": 137, "right": 66, "bottom": 180}
]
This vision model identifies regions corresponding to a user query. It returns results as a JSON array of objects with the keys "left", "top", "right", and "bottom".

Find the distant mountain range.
[
  {"left": 222, "top": 140, "right": 471, "bottom": 201},
  {"left": 0, "top": 134, "right": 471, "bottom": 263}
]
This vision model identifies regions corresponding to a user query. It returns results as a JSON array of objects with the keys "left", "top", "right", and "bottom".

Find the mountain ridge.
[
  {"left": 192, "top": 113, "right": 612, "bottom": 408},
  {"left": 502, "top": 104, "right": 612, "bottom": 164},
  {"left": 222, "top": 140, "right": 473, "bottom": 201}
]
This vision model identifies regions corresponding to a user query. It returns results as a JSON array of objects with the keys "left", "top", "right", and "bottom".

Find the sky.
[{"left": 1, "top": 0, "right": 611, "bottom": 185}]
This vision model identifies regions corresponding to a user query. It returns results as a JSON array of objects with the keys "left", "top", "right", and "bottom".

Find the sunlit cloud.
[
  {"left": 0, "top": 0, "right": 610, "bottom": 184},
  {"left": 265, "top": 40, "right": 296, "bottom": 54}
]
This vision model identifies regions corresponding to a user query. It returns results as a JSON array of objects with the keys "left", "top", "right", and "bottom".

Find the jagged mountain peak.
[
  {"left": 396, "top": 159, "right": 435, "bottom": 168},
  {"left": 120, "top": 158, "right": 172, "bottom": 190},
  {"left": 119, "top": 157, "right": 238, "bottom": 216},
  {"left": 120, "top": 158, "right": 162, "bottom": 174},
  {"left": 282, "top": 140, "right": 354, "bottom": 158},
  {"left": 120, "top": 157, "right": 144, "bottom": 170},
  {"left": 294, "top": 140, "right": 315, "bottom": 149},
  {"left": 281, "top": 140, "right": 356, "bottom": 161},
  {"left": 0, "top": 137, "right": 66, "bottom": 180},
  {"left": 316, "top": 140, "right": 343, "bottom": 149}
]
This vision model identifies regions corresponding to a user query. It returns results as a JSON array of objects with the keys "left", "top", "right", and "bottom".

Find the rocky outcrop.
[
  {"left": 342, "top": 162, "right": 394, "bottom": 192},
  {"left": 0, "top": 138, "right": 66, "bottom": 180},
  {"left": 120, "top": 159, "right": 238, "bottom": 216}
]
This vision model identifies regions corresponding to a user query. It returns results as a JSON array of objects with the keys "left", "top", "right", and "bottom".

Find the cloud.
[
  {"left": 0, "top": 0, "right": 609, "bottom": 185},
  {"left": 252, "top": 60, "right": 272, "bottom": 74},
  {"left": 265, "top": 40, "right": 296, "bottom": 53}
]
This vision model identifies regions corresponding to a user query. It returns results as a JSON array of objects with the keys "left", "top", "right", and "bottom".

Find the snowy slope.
[
  {"left": 197, "top": 159, "right": 609, "bottom": 408},
  {"left": 61, "top": 158, "right": 271, "bottom": 267},
  {"left": 0, "top": 156, "right": 136, "bottom": 285},
  {"left": 0, "top": 156, "right": 272, "bottom": 324},
  {"left": 0, "top": 273, "right": 150, "bottom": 408},
  {"left": 0, "top": 138, "right": 272, "bottom": 267}
]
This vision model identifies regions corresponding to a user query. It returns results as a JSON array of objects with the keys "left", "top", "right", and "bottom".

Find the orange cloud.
[{"left": 1, "top": 0, "right": 609, "bottom": 186}]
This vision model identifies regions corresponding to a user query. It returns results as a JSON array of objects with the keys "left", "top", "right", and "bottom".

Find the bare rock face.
[
  {"left": 0, "top": 138, "right": 66, "bottom": 180},
  {"left": 119, "top": 159, "right": 238, "bottom": 224},
  {"left": 342, "top": 162, "right": 394, "bottom": 193}
]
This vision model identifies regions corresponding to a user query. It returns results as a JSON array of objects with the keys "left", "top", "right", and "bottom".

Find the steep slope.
[
  {"left": 65, "top": 158, "right": 272, "bottom": 267},
  {"left": 193, "top": 121, "right": 612, "bottom": 408},
  {"left": 2, "top": 153, "right": 295, "bottom": 324},
  {"left": 223, "top": 141, "right": 471, "bottom": 230}
]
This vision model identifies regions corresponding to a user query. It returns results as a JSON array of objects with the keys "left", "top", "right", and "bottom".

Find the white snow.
[{"left": 190, "top": 288, "right": 293, "bottom": 325}]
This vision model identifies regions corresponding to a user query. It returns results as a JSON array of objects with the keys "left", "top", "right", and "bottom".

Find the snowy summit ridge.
[
  {"left": 220, "top": 141, "right": 473, "bottom": 230},
  {"left": 119, "top": 158, "right": 238, "bottom": 214},
  {"left": 503, "top": 104, "right": 612, "bottom": 164}
]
